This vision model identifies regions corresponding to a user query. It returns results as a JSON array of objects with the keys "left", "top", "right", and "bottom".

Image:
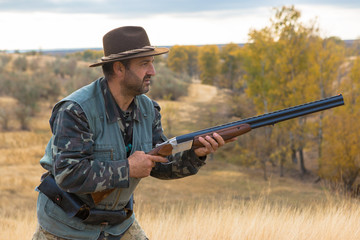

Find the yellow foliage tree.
[
  {"left": 183, "top": 45, "right": 199, "bottom": 78},
  {"left": 167, "top": 45, "right": 189, "bottom": 74},
  {"left": 198, "top": 45, "right": 220, "bottom": 85},
  {"left": 219, "top": 43, "right": 243, "bottom": 89},
  {"left": 320, "top": 57, "right": 360, "bottom": 191},
  {"left": 166, "top": 45, "right": 200, "bottom": 78},
  {"left": 307, "top": 37, "right": 346, "bottom": 161},
  {"left": 243, "top": 6, "right": 320, "bottom": 175}
]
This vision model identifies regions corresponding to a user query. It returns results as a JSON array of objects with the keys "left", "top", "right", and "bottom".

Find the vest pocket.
[
  {"left": 93, "top": 146, "right": 114, "bottom": 161},
  {"left": 44, "top": 194, "right": 86, "bottom": 231},
  {"left": 94, "top": 149, "right": 113, "bottom": 161}
]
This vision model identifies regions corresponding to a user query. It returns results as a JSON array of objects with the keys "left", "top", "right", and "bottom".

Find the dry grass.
[
  {"left": 0, "top": 100, "right": 50, "bottom": 239},
  {"left": 1, "top": 86, "right": 360, "bottom": 239},
  {"left": 136, "top": 197, "right": 360, "bottom": 240},
  {"left": 1, "top": 207, "right": 38, "bottom": 240}
]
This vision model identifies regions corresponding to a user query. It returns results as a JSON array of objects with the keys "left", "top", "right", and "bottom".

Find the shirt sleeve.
[
  {"left": 150, "top": 100, "right": 207, "bottom": 180},
  {"left": 51, "top": 101, "right": 129, "bottom": 194}
]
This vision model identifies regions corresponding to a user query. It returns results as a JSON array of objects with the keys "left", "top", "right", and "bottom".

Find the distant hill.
[{"left": 5, "top": 39, "right": 357, "bottom": 56}]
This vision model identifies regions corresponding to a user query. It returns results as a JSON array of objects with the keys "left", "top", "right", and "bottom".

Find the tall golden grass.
[
  {"left": 0, "top": 207, "right": 37, "bottom": 240},
  {"left": 2, "top": 194, "right": 360, "bottom": 240},
  {"left": 1, "top": 96, "right": 360, "bottom": 240},
  {"left": 136, "top": 197, "right": 360, "bottom": 240}
]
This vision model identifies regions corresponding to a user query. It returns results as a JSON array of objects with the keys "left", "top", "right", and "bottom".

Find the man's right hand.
[{"left": 128, "top": 151, "right": 168, "bottom": 178}]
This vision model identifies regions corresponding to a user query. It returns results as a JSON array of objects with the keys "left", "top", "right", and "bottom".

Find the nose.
[{"left": 148, "top": 63, "right": 156, "bottom": 76}]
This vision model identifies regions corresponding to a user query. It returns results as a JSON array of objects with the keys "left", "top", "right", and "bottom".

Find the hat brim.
[{"left": 89, "top": 47, "right": 169, "bottom": 67}]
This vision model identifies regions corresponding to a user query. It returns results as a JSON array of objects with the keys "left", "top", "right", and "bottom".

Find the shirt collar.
[{"left": 100, "top": 78, "right": 141, "bottom": 123}]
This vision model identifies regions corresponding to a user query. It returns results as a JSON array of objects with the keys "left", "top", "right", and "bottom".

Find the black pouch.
[
  {"left": 82, "top": 207, "right": 132, "bottom": 225},
  {"left": 38, "top": 174, "right": 133, "bottom": 225},
  {"left": 38, "top": 174, "right": 88, "bottom": 218}
]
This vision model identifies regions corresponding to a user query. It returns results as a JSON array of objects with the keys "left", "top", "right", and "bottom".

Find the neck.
[
  {"left": 107, "top": 78, "right": 134, "bottom": 111},
  {"left": 114, "top": 94, "right": 134, "bottom": 111}
]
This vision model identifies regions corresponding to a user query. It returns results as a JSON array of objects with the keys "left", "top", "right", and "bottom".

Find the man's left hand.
[{"left": 194, "top": 133, "right": 236, "bottom": 157}]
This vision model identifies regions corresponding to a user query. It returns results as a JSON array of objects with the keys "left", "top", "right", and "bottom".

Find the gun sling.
[{"left": 37, "top": 174, "right": 133, "bottom": 225}]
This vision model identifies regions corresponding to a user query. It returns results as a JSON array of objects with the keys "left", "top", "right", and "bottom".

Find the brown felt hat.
[{"left": 89, "top": 26, "right": 169, "bottom": 67}]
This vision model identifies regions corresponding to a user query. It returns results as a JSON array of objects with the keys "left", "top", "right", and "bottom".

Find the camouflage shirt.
[{"left": 50, "top": 78, "right": 206, "bottom": 194}]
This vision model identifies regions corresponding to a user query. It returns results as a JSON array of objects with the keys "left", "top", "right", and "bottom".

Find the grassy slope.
[{"left": 0, "top": 84, "right": 357, "bottom": 239}]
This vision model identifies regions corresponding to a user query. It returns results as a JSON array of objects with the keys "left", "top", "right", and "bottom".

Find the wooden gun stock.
[{"left": 192, "top": 123, "right": 251, "bottom": 148}]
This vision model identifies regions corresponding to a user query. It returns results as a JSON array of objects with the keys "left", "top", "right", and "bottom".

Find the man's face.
[{"left": 123, "top": 56, "right": 156, "bottom": 95}]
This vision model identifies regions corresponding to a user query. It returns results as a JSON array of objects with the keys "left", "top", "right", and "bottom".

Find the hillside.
[{"left": 0, "top": 82, "right": 339, "bottom": 239}]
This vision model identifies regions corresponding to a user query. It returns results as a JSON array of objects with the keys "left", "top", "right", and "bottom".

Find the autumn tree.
[
  {"left": 271, "top": 6, "right": 321, "bottom": 175},
  {"left": 198, "top": 45, "right": 220, "bottom": 85},
  {"left": 349, "top": 39, "right": 360, "bottom": 56},
  {"left": 167, "top": 45, "right": 199, "bottom": 78},
  {"left": 306, "top": 37, "right": 346, "bottom": 163},
  {"left": 320, "top": 57, "right": 360, "bottom": 191},
  {"left": 240, "top": 6, "right": 331, "bottom": 176},
  {"left": 184, "top": 45, "right": 200, "bottom": 78},
  {"left": 167, "top": 45, "right": 188, "bottom": 74},
  {"left": 241, "top": 26, "right": 278, "bottom": 178},
  {"left": 219, "top": 43, "right": 244, "bottom": 89}
]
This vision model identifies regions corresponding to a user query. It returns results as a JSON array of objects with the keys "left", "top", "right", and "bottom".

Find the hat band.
[{"left": 101, "top": 46, "right": 155, "bottom": 61}]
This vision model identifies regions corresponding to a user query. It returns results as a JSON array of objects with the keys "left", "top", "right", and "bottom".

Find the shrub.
[{"left": 148, "top": 63, "right": 190, "bottom": 100}]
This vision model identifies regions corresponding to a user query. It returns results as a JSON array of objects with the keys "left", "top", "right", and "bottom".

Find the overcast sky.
[{"left": 0, "top": 0, "right": 359, "bottom": 51}]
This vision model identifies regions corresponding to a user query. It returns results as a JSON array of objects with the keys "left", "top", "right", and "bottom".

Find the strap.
[{"left": 37, "top": 174, "right": 133, "bottom": 225}]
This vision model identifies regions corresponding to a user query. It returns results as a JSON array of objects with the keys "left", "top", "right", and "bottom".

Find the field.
[{"left": 1, "top": 84, "right": 360, "bottom": 239}]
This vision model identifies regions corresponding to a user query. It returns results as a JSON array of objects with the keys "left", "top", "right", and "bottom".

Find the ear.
[{"left": 113, "top": 61, "right": 126, "bottom": 77}]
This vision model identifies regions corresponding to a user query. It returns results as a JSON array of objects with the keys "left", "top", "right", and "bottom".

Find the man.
[{"left": 32, "top": 26, "right": 228, "bottom": 240}]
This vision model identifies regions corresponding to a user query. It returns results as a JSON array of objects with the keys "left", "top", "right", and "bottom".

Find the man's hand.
[
  {"left": 128, "top": 151, "right": 168, "bottom": 178},
  {"left": 194, "top": 133, "right": 237, "bottom": 157}
]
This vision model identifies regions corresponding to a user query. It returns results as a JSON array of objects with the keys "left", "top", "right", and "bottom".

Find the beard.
[{"left": 124, "top": 69, "right": 152, "bottom": 96}]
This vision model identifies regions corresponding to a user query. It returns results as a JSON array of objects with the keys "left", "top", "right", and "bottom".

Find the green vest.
[{"left": 37, "top": 78, "right": 155, "bottom": 239}]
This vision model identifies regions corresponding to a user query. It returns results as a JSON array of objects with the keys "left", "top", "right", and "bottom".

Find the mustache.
[{"left": 143, "top": 75, "right": 152, "bottom": 81}]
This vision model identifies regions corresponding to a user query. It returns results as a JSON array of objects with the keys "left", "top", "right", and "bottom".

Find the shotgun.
[
  {"left": 149, "top": 94, "right": 344, "bottom": 156},
  {"left": 91, "top": 94, "right": 344, "bottom": 204}
]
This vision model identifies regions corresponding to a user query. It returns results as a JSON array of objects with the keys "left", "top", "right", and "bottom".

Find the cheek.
[{"left": 132, "top": 69, "right": 146, "bottom": 80}]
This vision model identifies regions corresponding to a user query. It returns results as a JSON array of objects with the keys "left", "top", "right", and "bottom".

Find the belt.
[{"left": 37, "top": 174, "right": 133, "bottom": 225}]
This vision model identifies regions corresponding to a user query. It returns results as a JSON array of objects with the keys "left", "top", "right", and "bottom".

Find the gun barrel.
[
  {"left": 241, "top": 94, "right": 344, "bottom": 129},
  {"left": 176, "top": 94, "right": 344, "bottom": 143}
]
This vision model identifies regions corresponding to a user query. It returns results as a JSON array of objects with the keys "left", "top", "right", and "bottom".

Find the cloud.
[
  {"left": 1, "top": 0, "right": 359, "bottom": 16},
  {"left": 0, "top": 0, "right": 259, "bottom": 15},
  {"left": 0, "top": 1, "right": 359, "bottom": 50}
]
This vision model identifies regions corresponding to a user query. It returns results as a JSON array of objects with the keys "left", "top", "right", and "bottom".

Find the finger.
[
  {"left": 194, "top": 137, "right": 212, "bottom": 157},
  {"left": 149, "top": 155, "right": 168, "bottom": 163},
  {"left": 205, "top": 135, "right": 219, "bottom": 151},
  {"left": 213, "top": 133, "right": 226, "bottom": 146},
  {"left": 198, "top": 136, "right": 211, "bottom": 150}
]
